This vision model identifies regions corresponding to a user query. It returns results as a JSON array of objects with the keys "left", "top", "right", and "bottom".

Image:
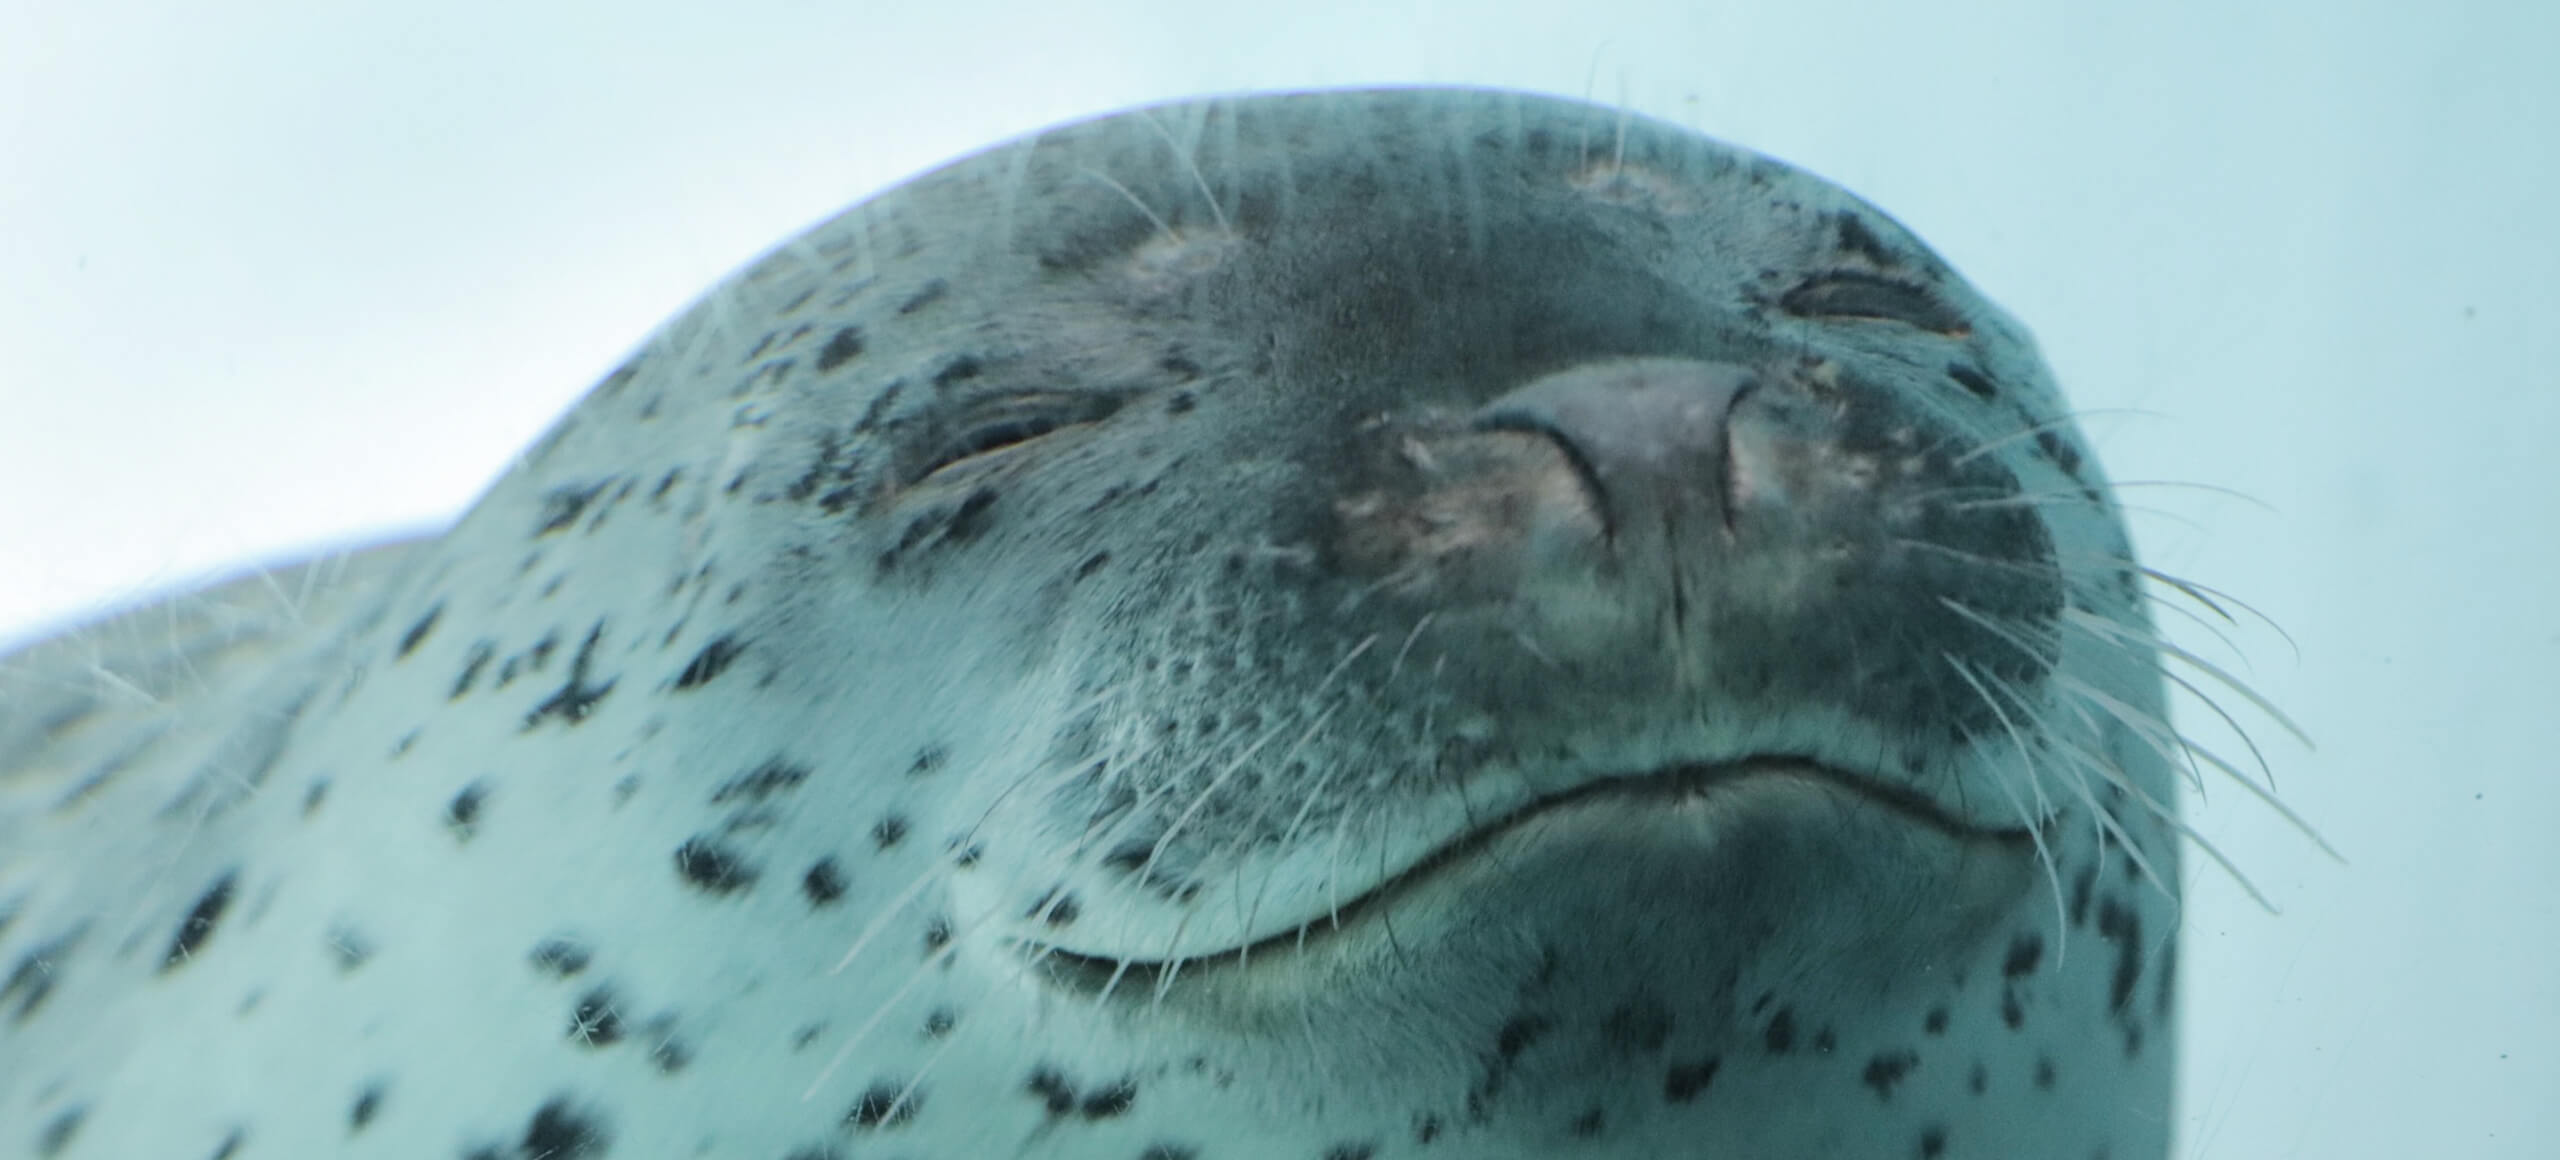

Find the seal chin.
[{"left": 1026, "top": 756, "right": 2037, "bottom": 988}]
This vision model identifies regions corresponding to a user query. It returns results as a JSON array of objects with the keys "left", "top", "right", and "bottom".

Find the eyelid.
[
  {"left": 1778, "top": 272, "right": 1971, "bottom": 336},
  {"left": 910, "top": 393, "right": 1122, "bottom": 483}
]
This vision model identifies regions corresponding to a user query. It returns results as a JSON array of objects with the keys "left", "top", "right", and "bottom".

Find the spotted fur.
[{"left": 1, "top": 89, "right": 2195, "bottom": 1159}]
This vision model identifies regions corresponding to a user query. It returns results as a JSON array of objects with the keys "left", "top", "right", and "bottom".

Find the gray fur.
[{"left": 1, "top": 89, "right": 2185, "bottom": 1159}]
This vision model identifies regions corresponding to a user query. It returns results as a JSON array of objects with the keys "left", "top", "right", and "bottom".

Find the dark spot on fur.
[
  {"left": 2002, "top": 990, "right": 2026, "bottom": 1030},
  {"left": 327, "top": 924, "right": 375, "bottom": 972},
  {"left": 523, "top": 623, "right": 616, "bottom": 728},
  {"left": 452, "top": 642, "right": 494, "bottom": 699},
  {"left": 672, "top": 837, "right": 758, "bottom": 894},
  {"left": 2004, "top": 932, "right": 2045, "bottom": 978},
  {"left": 2036, "top": 428, "right": 2086, "bottom": 478},
  {"left": 710, "top": 758, "right": 809, "bottom": 805},
  {"left": 1166, "top": 390, "right": 1196, "bottom": 414},
  {"left": 1920, "top": 1124, "right": 1949, "bottom": 1157},
  {"left": 534, "top": 482, "right": 611, "bottom": 537},
  {"left": 1323, "top": 1144, "right": 1377, "bottom": 1160},
  {"left": 2035, "top": 1055, "right": 2058, "bottom": 1089},
  {"left": 672, "top": 634, "right": 747, "bottom": 690},
  {"left": 1663, "top": 1056, "right": 1720, "bottom": 1103},
  {"left": 1863, "top": 1051, "right": 1918, "bottom": 1100},
  {"left": 1834, "top": 212, "right": 1899, "bottom": 266},
  {"left": 1075, "top": 551, "right": 1111, "bottom": 580},
  {"left": 650, "top": 1031, "right": 692, "bottom": 1073},
  {"left": 908, "top": 747, "right": 946, "bottom": 776},
  {"left": 160, "top": 871, "right": 239, "bottom": 971},
  {"left": 4, "top": 934, "right": 77, "bottom": 1021},
  {"left": 1139, "top": 1147, "right": 1198, "bottom": 1160},
  {"left": 398, "top": 603, "right": 444, "bottom": 658},
  {"left": 1415, "top": 1115, "right": 1442, "bottom": 1144},
  {"left": 350, "top": 1083, "right": 385, "bottom": 1132},
  {"left": 568, "top": 986, "right": 625, "bottom": 1047},
  {"left": 1763, "top": 1006, "right": 1796, "bottom": 1054},
  {"left": 897, "top": 280, "right": 948, "bottom": 315},
  {"left": 845, "top": 1081, "right": 919, "bottom": 1128},
  {"left": 876, "top": 486, "right": 1000, "bottom": 569},
  {"left": 302, "top": 778, "right": 331, "bottom": 817},
  {"left": 34, "top": 1106, "right": 83, "bottom": 1157},
  {"left": 816, "top": 326, "right": 866, "bottom": 372},
  {"left": 803, "top": 858, "right": 847, "bottom": 905},
  {"left": 207, "top": 1129, "right": 243, "bottom": 1160},
  {"left": 446, "top": 781, "right": 488, "bottom": 842},
  {"left": 1497, "top": 1014, "right": 1550, "bottom": 1059},
  {"left": 855, "top": 380, "right": 904, "bottom": 433},
  {"left": 2098, "top": 896, "right": 2144, "bottom": 1013},
  {"left": 1968, "top": 1062, "right": 1989, "bottom": 1095},
  {"left": 923, "top": 916, "right": 952, "bottom": 954},
  {"left": 1027, "top": 1067, "right": 1076, "bottom": 1115},
  {"left": 872, "top": 814, "right": 909, "bottom": 849},
  {"left": 1081, "top": 1080, "right": 1137, "bottom": 1119},
  {"left": 923, "top": 1008, "right": 956, "bottom": 1038},
  {"left": 946, "top": 486, "right": 997, "bottom": 540},
  {"left": 1924, "top": 1006, "right": 1950, "bottom": 1035},
  {"left": 519, "top": 1097, "right": 609, "bottom": 1158},
  {"left": 931, "top": 355, "right": 982, "bottom": 388},
  {"left": 1101, "top": 841, "right": 1153, "bottom": 876},
  {"left": 529, "top": 937, "right": 592, "bottom": 978},
  {"left": 1946, "top": 363, "right": 1998, "bottom": 400}
]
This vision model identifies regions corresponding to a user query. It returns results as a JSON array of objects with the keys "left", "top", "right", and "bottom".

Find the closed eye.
[
  {"left": 1779, "top": 272, "right": 1970, "bottom": 336},
  {"left": 912, "top": 395, "right": 1122, "bottom": 482},
  {"left": 938, "top": 416, "right": 1062, "bottom": 465}
]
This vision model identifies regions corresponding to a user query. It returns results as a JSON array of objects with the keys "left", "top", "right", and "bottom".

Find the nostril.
[
  {"left": 1715, "top": 378, "right": 1762, "bottom": 535},
  {"left": 1474, "top": 410, "right": 1616, "bottom": 538}
]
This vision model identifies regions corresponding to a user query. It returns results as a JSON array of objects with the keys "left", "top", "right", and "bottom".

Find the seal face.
[{"left": 0, "top": 89, "right": 2184, "bottom": 1160}]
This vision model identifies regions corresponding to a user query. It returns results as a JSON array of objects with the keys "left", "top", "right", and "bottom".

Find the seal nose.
[{"left": 1476, "top": 358, "right": 1756, "bottom": 540}]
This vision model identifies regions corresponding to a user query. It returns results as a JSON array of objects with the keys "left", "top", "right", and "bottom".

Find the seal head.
[{"left": 0, "top": 89, "right": 2183, "bottom": 1160}]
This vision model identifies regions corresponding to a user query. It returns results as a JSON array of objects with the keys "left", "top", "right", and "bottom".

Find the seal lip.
[{"left": 1025, "top": 756, "right": 2035, "bottom": 980}]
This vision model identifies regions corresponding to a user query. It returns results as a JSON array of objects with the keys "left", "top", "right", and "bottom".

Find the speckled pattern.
[{"left": 0, "top": 89, "right": 2188, "bottom": 1159}]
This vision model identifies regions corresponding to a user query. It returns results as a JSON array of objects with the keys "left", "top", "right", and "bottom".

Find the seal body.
[{"left": 0, "top": 89, "right": 2182, "bottom": 1159}]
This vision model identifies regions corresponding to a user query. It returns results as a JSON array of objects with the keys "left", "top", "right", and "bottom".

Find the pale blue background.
[{"left": 2, "top": 1, "right": 2551, "bottom": 1154}]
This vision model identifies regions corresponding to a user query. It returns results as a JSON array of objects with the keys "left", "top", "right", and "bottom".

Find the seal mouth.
[{"left": 1027, "top": 756, "right": 2035, "bottom": 983}]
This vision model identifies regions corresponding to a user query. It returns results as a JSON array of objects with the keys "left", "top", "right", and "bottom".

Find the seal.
[{"left": 0, "top": 88, "right": 2193, "bottom": 1159}]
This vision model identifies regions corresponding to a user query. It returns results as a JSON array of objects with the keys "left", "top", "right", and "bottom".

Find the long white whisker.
[{"left": 1944, "top": 656, "right": 2069, "bottom": 951}]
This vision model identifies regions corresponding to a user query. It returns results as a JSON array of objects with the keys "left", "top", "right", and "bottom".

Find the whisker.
[
  {"left": 2143, "top": 566, "right": 2303, "bottom": 662},
  {"left": 2065, "top": 608, "right": 2311, "bottom": 749},
  {"left": 1944, "top": 656, "right": 2070, "bottom": 949},
  {"left": 2058, "top": 672, "right": 2340, "bottom": 865}
]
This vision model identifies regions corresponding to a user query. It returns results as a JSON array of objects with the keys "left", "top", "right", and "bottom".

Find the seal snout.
[{"left": 1325, "top": 351, "right": 2065, "bottom": 733}]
